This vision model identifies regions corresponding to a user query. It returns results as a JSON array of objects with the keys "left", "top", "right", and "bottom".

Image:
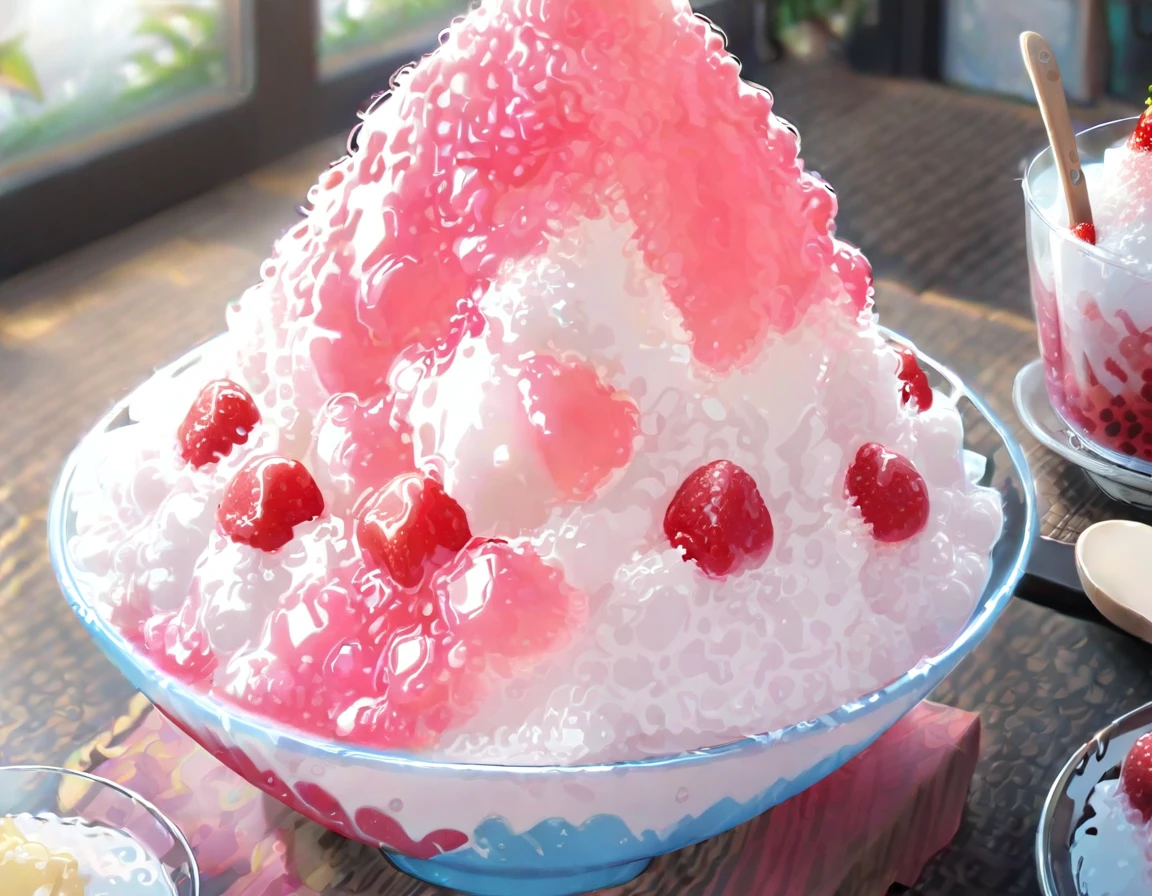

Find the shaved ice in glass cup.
[
  {"left": 1025, "top": 117, "right": 1152, "bottom": 474},
  {"left": 50, "top": 0, "right": 1035, "bottom": 893}
]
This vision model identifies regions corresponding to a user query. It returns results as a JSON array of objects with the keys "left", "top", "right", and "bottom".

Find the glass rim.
[
  {"left": 0, "top": 763, "right": 200, "bottom": 895},
  {"left": 1021, "top": 116, "right": 1152, "bottom": 280},
  {"left": 47, "top": 334, "right": 1035, "bottom": 776}
]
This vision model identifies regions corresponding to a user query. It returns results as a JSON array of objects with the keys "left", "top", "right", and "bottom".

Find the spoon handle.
[{"left": 1020, "top": 31, "right": 1094, "bottom": 230}]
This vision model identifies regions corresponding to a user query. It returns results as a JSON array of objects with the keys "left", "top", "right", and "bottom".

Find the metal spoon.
[{"left": 1075, "top": 520, "right": 1152, "bottom": 644}]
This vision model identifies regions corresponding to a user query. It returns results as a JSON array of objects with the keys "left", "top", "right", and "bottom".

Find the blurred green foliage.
[
  {"left": 773, "top": 0, "right": 852, "bottom": 31},
  {"left": 1, "top": 2, "right": 226, "bottom": 163},
  {"left": 124, "top": 3, "right": 226, "bottom": 101},
  {"left": 320, "top": 0, "right": 465, "bottom": 60},
  {"left": 0, "top": 35, "right": 44, "bottom": 102}
]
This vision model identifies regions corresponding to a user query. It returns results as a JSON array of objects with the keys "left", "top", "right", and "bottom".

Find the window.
[
  {"left": 317, "top": 0, "right": 468, "bottom": 78},
  {"left": 0, "top": 0, "right": 754, "bottom": 279},
  {"left": 1, "top": 0, "right": 252, "bottom": 193}
]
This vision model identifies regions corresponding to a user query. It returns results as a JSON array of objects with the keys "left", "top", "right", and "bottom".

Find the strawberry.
[
  {"left": 1129, "top": 86, "right": 1152, "bottom": 152},
  {"left": 1122, "top": 732, "right": 1152, "bottom": 821},
  {"left": 355, "top": 474, "right": 472, "bottom": 588},
  {"left": 1071, "top": 222, "right": 1096, "bottom": 245},
  {"left": 178, "top": 378, "right": 260, "bottom": 468},
  {"left": 893, "top": 346, "right": 933, "bottom": 412},
  {"left": 217, "top": 456, "right": 325, "bottom": 551},
  {"left": 845, "top": 443, "right": 929, "bottom": 543},
  {"left": 664, "top": 460, "right": 774, "bottom": 577}
]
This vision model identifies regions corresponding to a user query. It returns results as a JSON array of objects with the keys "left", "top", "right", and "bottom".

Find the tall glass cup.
[{"left": 1024, "top": 117, "right": 1152, "bottom": 475}]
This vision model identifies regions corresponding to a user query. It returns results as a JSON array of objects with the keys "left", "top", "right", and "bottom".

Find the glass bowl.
[
  {"left": 1023, "top": 116, "right": 1152, "bottom": 476},
  {"left": 1036, "top": 701, "right": 1152, "bottom": 896},
  {"left": 0, "top": 765, "right": 198, "bottom": 895},
  {"left": 49, "top": 331, "right": 1035, "bottom": 896}
]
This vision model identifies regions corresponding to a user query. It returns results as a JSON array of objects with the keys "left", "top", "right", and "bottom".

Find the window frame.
[{"left": 0, "top": 0, "right": 755, "bottom": 279}]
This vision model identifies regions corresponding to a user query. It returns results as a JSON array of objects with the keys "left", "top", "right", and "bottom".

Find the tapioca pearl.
[
  {"left": 611, "top": 655, "right": 655, "bottom": 690},
  {"left": 843, "top": 615, "right": 888, "bottom": 668},
  {"left": 871, "top": 634, "right": 917, "bottom": 682},
  {"left": 128, "top": 457, "right": 179, "bottom": 517},
  {"left": 69, "top": 519, "right": 119, "bottom": 578},
  {"left": 767, "top": 673, "right": 796, "bottom": 704},
  {"left": 142, "top": 488, "right": 217, "bottom": 613},
  {"left": 798, "top": 669, "right": 835, "bottom": 709},
  {"left": 211, "top": 426, "right": 282, "bottom": 483},
  {"left": 631, "top": 588, "right": 691, "bottom": 653},
  {"left": 412, "top": 349, "right": 557, "bottom": 535},
  {"left": 766, "top": 598, "right": 804, "bottom": 652},
  {"left": 312, "top": 393, "right": 413, "bottom": 514},
  {"left": 284, "top": 518, "right": 357, "bottom": 577},
  {"left": 922, "top": 531, "right": 958, "bottom": 576},
  {"left": 908, "top": 411, "right": 964, "bottom": 485},
  {"left": 86, "top": 429, "right": 170, "bottom": 515},
  {"left": 540, "top": 503, "right": 652, "bottom": 598},
  {"left": 953, "top": 490, "right": 1004, "bottom": 554},
  {"left": 190, "top": 536, "right": 295, "bottom": 655}
]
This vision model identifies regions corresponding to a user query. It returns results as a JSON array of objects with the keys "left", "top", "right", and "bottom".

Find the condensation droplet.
[
  {"left": 389, "top": 798, "right": 404, "bottom": 812},
  {"left": 676, "top": 787, "right": 689, "bottom": 803}
]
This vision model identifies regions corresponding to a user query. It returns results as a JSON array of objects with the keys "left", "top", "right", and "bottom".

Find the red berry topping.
[
  {"left": 1123, "top": 732, "right": 1152, "bottom": 821},
  {"left": 845, "top": 443, "right": 929, "bottom": 543},
  {"left": 1129, "top": 90, "right": 1152, "bottom": 152},
  {"left": 894, "top": 345, "right": 933, "bottom": 412},
  {"left": 178, "top": 378, "right": 260, "bottom": 468},
  {"left": 356, "top": 474, "right": 472, "bottom": 588},
  {"left": 664, "top": 460, "right": 774, "bottom": 577},
  {"left": 1071, "top": 221, "right": 1097, "bottom": 245},
  {"left": 217, "top": 456, "right": 325, "bottom": 551}
]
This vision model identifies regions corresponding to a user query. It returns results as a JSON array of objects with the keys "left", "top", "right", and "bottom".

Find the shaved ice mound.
[{"left": 67, "top": 0, "right": 1002, "bottom": 765}]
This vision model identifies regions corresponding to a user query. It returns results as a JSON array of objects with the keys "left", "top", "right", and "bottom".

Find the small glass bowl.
[
  {"left": 0, "top": 765, "right": 199, "bottom": 895},
  {"left": 1037, "top": 701, "right": 1152, "bottom": 896}
]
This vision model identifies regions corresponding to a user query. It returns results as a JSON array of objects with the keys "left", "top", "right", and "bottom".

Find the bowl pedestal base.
[{"left": 387, "top": 853, "right": 651, "bottom": 896}]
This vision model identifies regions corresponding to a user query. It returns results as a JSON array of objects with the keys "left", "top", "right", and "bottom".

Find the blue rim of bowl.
[
  {"left": 0, "top": 764, "right": 200, "bottom": 895},
  {"left": 48, "top": 329, "right": 1037, "bottom": 775}
]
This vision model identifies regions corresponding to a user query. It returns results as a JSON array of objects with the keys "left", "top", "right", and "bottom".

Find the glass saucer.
[
  {"left": 1014, "top": 359, "right": 1152, "bottom": 510},
  {"left": 0, "top": 765, "right": 199, "bottom": 895}
]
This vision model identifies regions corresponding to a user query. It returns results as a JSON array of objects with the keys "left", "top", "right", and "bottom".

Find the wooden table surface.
[{"left": 3, "top": 61, "right": 1152, "bottom": 895}]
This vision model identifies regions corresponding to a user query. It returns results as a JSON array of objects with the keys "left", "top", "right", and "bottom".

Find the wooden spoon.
[
  {"left": 1020, "top": 30, "right": 1095, "bottom": 240},
  {"left": 1075, "top": 520, "right": 1152, "bottom": 644}
]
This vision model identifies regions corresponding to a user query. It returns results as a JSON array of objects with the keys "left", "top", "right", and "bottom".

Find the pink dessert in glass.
[{"left": 1025, "top": 104, "right": 1152, "bottom": 473}]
